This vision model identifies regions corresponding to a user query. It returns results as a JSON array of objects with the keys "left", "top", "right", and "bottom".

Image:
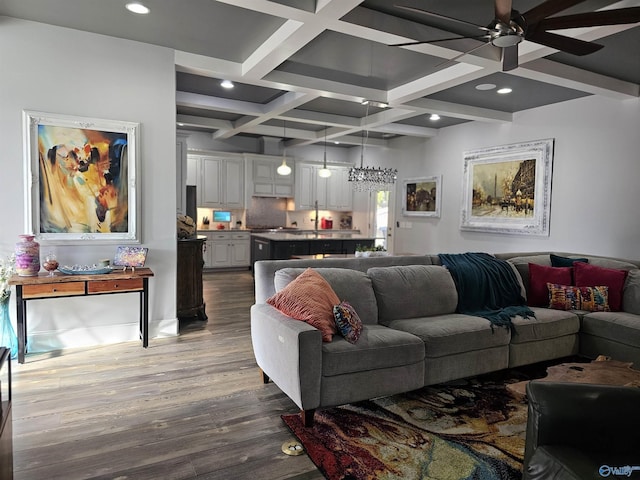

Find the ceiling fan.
[{"left": 393, "top": 0, "right": 640, "bottom": 71}]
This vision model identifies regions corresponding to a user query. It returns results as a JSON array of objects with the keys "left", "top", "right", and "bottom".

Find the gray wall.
[
  {"left": 358, "top": 95, "right": 640, "bottom": 259},
  {"left": 0, "top": 17, "right": 178, "bottom": 351}
]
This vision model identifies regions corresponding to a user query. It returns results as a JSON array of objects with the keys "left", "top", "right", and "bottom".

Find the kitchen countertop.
[{"left": 250, "top": 232, "right": 374, "bottom": 241}]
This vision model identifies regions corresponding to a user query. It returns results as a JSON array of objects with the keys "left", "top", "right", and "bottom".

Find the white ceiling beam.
[
  {"left": 176, "top": 115, "right": 232, "bottom": 130},
  {"left": 406, "top": 98, "right": 513, "bottom": 123},
  {"left": 516, "top": 59, "right": 640, "bottom": 99},
  {"left": 176, "top": 91, "right": 265, "bottom": 115}
]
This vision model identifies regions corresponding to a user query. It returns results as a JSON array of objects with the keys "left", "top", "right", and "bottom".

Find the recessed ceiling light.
[
  {"left": 334, "top": 141, "right": 340, "bottom": 145},
  {"left": 497, "top": 87, "right": 513, "bottom": 94},
  {"left": 429, "top": 114, "right": 441, "bottom": 121},
  {"left": 177, "top": 122, "right": 184, "bottom": 127},
  {"left": 125, "top": 2, "right": 150, "bottom": 14},
  {"left": 220, "top": 80, "right": 234, "bottom": 89},
  {"left": 475, "top": 83, "right": 496, "bottom": 91}
]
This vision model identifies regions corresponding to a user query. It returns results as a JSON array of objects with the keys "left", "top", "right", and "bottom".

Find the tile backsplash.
[{"left": 245, "top": 197, "right": 287, "bottom": 227}]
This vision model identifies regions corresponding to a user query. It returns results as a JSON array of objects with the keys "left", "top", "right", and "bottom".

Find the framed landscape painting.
[
  {"left": 23, "top": 111, "right": 140, "bottom": 244},
  {"left": 460, "top": 139, "right": 554, "bottom": 236},
  {"left": 402, "top": 175, "right": 442, "bottom": 218}
]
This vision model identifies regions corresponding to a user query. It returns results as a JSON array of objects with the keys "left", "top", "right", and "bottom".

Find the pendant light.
[
  {"left": 318, "top": 126, "right": 332, "bottom": 178},
  {"left": 277, "top": 120, "right": 292, "bottom": 176}
]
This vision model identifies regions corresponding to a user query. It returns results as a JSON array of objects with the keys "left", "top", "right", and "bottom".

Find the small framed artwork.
[
  {"left": 113, "top": 246, "right": 148, "bottom": 268},
  {"left": 402, "top": 176, "right": 442, "bottom": 218},
  {"left": 460, "top": 138, "right": 554, "bottom": 236},
  {"left": 23, "top": 110, "right": 140, "bottom": 244}
]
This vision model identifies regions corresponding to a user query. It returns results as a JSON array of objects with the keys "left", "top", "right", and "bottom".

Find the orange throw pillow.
[{"left": 267, "top": 268, "right": 340, "bottom": 342}]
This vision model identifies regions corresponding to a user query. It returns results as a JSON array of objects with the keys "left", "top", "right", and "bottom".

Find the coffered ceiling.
[{"left": 1, "top": 0, "right": 638, "bottom": 148}]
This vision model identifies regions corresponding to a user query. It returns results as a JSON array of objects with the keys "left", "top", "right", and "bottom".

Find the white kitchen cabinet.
[
  {"left": 202, "top": 231, "right": 250, "bottom": 269},
  {"left": 294, "top": 163, "right": 351, "bottom": 211},
  {"left": 187, "top": 153, "right": 244, "bottom": 208},
  {"left": 326, "top": 166, "right": 353, "bottom": 211},
  {"left": 246, "top": 155, "right": 294, "bottom": 198}
]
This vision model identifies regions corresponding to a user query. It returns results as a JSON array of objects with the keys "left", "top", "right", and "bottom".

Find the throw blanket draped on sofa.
[{"left": 439, "top": 252, "right": 534, "bottom": 329}]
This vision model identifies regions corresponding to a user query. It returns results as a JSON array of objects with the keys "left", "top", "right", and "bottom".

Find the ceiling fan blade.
[
  {"left": 395, "top": 5, "right": 490, "bottom": 32},
  {"left": 495, "top": 0, "right": 513, "bottom": 24},
  {"left": 522, "top": 0, "right": 586, "bottom": 25},
  {"left": 501, "top": 45, "right": 519, "bottom": 71},
  {"left": 535, "top": 7, "right": 640, "bottom": 30},
  {"left": 527, "top": 30, "right": 603, "bottom": 55},
  {"left": 390, "top": 35, "right": 488, "bottom": 47}
]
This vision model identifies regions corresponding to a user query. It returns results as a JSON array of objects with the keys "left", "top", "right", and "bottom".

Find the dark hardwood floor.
[{"left": 12, "top": 270, "right": 324, "bottom": 480}]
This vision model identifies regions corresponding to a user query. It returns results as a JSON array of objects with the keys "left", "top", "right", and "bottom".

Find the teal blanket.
[{"left": 439, "top": 252, "right": 534, "bottom": 330}]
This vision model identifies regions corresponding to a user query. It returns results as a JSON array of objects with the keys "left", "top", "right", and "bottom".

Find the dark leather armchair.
[{"left": 524, "top": 381, "right": 640, "bottom": 480}]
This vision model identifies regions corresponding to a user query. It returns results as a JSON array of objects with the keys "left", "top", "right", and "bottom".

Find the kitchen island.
[{"left": 251, "top": 231, "right": 375, "bottom": 268}]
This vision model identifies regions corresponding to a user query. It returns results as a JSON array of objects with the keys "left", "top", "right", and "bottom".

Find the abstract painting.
[{"left": 23, "top": 111, "right": 140, "bottom": 244}]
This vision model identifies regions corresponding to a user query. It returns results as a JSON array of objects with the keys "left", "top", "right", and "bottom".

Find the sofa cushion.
[
  {"left": 574, "top": 262, "right": 628, "bottom": 312},
  {"left": 385, "top": 314, "right": 510, "bottom": 358},
  {"left": 367, "top": 265, "right": 457, "bottom": 325},
  {"left": 581, "top": 311, "right": 640, "bottom": 347},
  {"left": 528, "top": 264, "right": 573, "bottom": 307},
  {"left": 274, "top": 267, "right": 378, "bottom": 323},
  {"left": 321, "top": 324, "right": 424, "bottom": 376},
  {"left": 333, "top": 301, "right": 362, "bottom": 344},
  {"left": 510, "top": 307, "right": 580, "bottom": 344},
  {"left": 267, "top": 268, "right": 340, "bottom": 342},
  {"left": 548, "top": 284, "right": 610, "bottom": 312},
  {"left": 508, "top": 254, "right": 553, "bottom": 295},
  {"left": 623, "top": 269, "right": 640, "bottom": 315},
  {"left": 550, "top": 253, "right": 588, "bottom": 268}
]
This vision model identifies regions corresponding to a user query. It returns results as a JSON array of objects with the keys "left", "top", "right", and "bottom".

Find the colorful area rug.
[{"left": 282, "top": 369, "right": 538, "bottom": 480}]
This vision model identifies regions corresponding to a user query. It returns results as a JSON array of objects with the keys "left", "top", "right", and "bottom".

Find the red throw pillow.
[
  {"left": 528, "top": 263, "right": 573, "bottom": 307},
  {"left": 574, "top": 262, "right": 628, "bottom": 311},
  {"left": 267, "top": 267, "right": 340, "bottom": 342}
]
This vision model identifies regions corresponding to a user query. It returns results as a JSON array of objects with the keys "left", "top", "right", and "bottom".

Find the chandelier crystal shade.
[{"left": 348, "top": 105, "right": 397, "bottom": 192}]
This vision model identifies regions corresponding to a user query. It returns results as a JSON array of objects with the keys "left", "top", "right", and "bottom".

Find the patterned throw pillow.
[
  {"left": 267, "top": 268, "right": 340, "bottom": 342},
  {"left": 547, "top": 283, "right": 610, "bottom": 312},
  {"left": 333, "top": 301, "right": 363, "bottom": 344}
]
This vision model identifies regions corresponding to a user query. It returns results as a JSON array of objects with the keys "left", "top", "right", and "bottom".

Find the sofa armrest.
[
  {"left": 524, "top": 381, "right": 640, "bottom": 471},
  {"left": 250, "top": 303, "right": 323, "bottom": 411}
]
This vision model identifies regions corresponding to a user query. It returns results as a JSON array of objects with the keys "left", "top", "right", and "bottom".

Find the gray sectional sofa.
[{"left": 251, "top": 252, "right": 640, "bottom": 426}]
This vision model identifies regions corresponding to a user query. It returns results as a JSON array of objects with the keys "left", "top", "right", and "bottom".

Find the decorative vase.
[
  {"left": 0, "top": 296, "right": 17, "bottom": 360},
  {"left": 15, "top": 234, "right": 40, "bottom": 276}
]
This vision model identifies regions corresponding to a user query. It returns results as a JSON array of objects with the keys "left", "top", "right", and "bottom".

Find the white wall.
[
  {"left": 0, "top": 17, "right": 178, "bottom": 353},
  {"left": 363, "top": 95, "right": 640, "bottom": 259}
]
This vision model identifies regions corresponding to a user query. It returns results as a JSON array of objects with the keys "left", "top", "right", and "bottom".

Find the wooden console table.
[{"left": 9, "top": 268, "right": 154, "bottom": 364}]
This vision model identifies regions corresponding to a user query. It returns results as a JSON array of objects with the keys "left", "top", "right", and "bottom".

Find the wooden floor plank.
[{"left": 12, "top": 270, "right": 323, "bottom": 480}]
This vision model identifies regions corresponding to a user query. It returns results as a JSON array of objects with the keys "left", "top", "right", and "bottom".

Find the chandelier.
[{"left": 348, "top": 103, "right": 397, "bottom": 192}]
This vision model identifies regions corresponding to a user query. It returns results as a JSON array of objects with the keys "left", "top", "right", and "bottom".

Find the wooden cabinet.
[
  {"left": 247, "top": 155, "right": 294, "bottom": 198},
  {"left": 187, "top": 153, "right": 244, "bottom": 208},
  {"left": 177, "top": 237, "right": 207, "bottom": 321},
  {"left": 176, "top": 132, "right": 189, "bottom": 215},
  {"left": 202, "top": 231, "right": 250, "bottom": 269},
  {"left": 294, "top": 163, "right": 352, "bottom": 211}
]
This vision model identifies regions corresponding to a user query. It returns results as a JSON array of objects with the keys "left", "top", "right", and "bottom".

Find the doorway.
[{"left": 370, "top": 187, "right": 395, "bottom": 254}]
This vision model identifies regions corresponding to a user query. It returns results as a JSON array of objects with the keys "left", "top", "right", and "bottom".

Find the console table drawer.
[
  {"left": 22, "top": 282, "right": 85, "bottom": 298},
  {"left": 87, "top": 278, "right": 144, "bottom": 294}
]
